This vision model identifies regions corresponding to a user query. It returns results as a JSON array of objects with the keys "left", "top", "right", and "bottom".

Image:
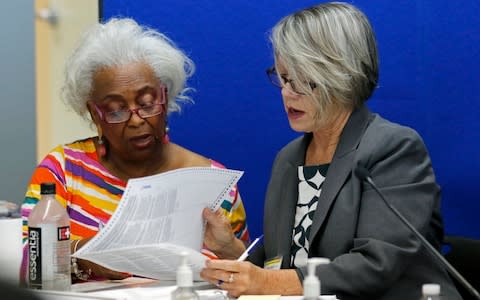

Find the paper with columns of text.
[{"left": 72, "top": 167, "right": 243, "bottom": 281}]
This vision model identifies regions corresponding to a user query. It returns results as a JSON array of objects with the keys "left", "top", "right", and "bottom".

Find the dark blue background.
[{"left": 102, "top": 1, "right": 480, "bottom": 239}]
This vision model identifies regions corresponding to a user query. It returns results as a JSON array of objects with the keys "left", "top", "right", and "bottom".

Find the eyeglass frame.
[
  {"left": 91, "top": 85, "right": 168, "bottom": 124},
  {"left": 266, "top": 66, "right": 317, "bottom": 95}
]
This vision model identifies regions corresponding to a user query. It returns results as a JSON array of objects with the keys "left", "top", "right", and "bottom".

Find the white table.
[
  {"left": 33, "top": 278, "right": 222, "bottom": 300},
  {"left": 31, "top": 278, "right": 338, "bottom": 300}
]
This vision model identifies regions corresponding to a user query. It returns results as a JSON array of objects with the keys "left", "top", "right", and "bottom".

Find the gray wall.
[{"left": 0, "top": 1, "right": 36, "bottom": 204}]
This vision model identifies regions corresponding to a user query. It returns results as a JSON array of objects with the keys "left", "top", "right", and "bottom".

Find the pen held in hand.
[
  {"left": 237, "top": 234, "right": 264, "bottom": 261},
  {"left": 217, "top": 234, "right": 264, "bottom": 286}
]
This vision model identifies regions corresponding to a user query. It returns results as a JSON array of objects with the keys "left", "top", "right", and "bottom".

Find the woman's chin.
[{"left": 288, "top": 121, "right": 309, "bottom": 133}]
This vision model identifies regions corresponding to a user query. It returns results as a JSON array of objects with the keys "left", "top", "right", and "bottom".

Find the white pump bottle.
[
  {"left": 171, "top": 252, "right": 200, "bottom": 300},
  {"left": 303, "top": 257, "right": 331, "bottom": 300}
]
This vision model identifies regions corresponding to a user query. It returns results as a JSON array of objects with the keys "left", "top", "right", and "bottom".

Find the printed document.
[{"left": 72, "top": 167, "right": 243, "bottom": 280}]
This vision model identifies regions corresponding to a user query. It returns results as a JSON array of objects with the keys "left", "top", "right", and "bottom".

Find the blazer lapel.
[{"left": 308, "top": 105, "right": 374, "bottom": 243}]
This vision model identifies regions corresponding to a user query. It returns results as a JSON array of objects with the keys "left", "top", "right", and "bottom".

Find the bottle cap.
[
  {"left": 40, "top": 182, "right": 56, "bottom": 195},
  {"left": 422, "top": 283, "right": 441, "bottom": 295},
  {"left": 177, "top": 252, "right": 193, "bottom": 287}
]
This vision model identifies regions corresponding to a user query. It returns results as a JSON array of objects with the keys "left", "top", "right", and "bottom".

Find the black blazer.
[{"left": 249, "top": 105, "right": 460, "bottom": 300}]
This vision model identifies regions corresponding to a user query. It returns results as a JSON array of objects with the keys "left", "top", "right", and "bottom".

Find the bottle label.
[
  {"left": 28, "top": 227, "right": 42, "bottom": 288},
  {"left": 57, "top": 226, "right": 70, "bottom": 241},
  {"left": 28, "top": 224, "right": 71, "bottom": 289}
]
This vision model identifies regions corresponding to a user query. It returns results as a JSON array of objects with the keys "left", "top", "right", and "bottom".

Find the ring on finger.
[{"left": 228, "top": 273, "right": 234, "bottom": 283}]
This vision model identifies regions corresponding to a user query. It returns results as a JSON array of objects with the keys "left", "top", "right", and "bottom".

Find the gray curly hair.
[{"left": 62, "top": 18, "right": 195, "bottom": 123}]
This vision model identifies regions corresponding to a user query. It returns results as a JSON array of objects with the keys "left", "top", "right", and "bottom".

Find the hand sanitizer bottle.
[
  {"left": 421, "top": 283, "right": 442, "bottom": 300},
  {"left": 172, "top": 252, "right": 200, "bottom": 300},
  {"left": 303, "top": 257, "right": 330, "bottom": 300}
]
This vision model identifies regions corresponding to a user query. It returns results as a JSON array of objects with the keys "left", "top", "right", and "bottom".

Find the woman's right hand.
[
  {"left": 201, "top": 259, "right": 303, "bottom": 297},
  {"left": 202, "top": 208, "right": 246, "bottom": 259},
  {"left": 72, "top": 237, "right": 131, "bottom": 280}
]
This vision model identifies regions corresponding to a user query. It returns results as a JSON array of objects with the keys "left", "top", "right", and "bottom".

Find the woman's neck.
[
  {"left": 306, "top": 109, "right": 352, "bottom": 165},
  {"left": 102, "top": 143, "right": 172, "bottom": 181}
]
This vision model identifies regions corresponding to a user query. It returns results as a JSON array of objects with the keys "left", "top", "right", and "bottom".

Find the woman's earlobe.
[
  {"left": 162, "top": 126, "right": 170, "bottom": 144},
  {"left": 97, "top": 135, "right": 107, "bottom": 157}
]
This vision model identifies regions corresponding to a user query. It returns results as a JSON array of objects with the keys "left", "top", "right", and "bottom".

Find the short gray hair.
[
  {"left": 62, "top": 18, "right": 195, "bottom": 122},
  {"left": 271, "top": 2, "right": 378, "bottom": 113}
]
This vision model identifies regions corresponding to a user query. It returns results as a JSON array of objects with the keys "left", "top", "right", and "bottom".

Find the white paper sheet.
[{"left": 73, "top": 167, "right": 243, "bottom": 280}]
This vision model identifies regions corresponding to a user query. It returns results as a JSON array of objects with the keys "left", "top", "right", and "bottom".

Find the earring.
[
  {"left": 162, "top": 126, "right": 170, "bottom": 145},
  {"left": 97, "top": 135, "right": 107, "bottom": 157}
]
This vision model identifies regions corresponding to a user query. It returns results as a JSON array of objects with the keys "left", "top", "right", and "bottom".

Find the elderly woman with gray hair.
[
  {"left": 201, "top": 2, "right": 461, "bottom": 299},
  {"left": 20, "top": 18, "right": 249, "bottom": 281}
]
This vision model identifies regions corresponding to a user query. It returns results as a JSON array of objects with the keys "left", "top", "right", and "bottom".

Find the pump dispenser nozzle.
[
  {"left": 303, "top": 258, "right": 330, "bottom": 300},
  {"left": 172, "top": 252, "right": 199, "bottom": 300},
  {"left": 177, "top": 252, "right": 193, "bottom": 287}
]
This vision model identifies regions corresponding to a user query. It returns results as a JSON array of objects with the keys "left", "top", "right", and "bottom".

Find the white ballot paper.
[{"left": 72, "top": 167, "right": 243, "bottom": 281}]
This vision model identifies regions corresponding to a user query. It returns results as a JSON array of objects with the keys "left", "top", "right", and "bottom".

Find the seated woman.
[
  {"left": 201, "top": 2, "right": 461, "bottom": 299},
  {"left": 21, "top": 18, "right": 249, "bottom": 281}
]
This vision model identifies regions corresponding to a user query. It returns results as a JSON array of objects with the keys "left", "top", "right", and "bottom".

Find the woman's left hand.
[{"left": 201, "top": 259, "right": 266, "bottom": 297}]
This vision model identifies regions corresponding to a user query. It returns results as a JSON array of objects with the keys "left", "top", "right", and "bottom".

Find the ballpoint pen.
[
  {"left": 217, "top": 234, "right": 264, "bottom": 286},
  {"left": 237, "top": 234, "right": 264, "bottom": 261}
]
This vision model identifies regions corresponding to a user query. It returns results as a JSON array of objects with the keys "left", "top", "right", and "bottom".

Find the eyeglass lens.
[
  {"left": 103, "top": 104, "right": 163, "bottom": 123},
  {"left": 266, "top": 66, "right": 316, "bottom": 95},
  {"left": 267, "top": 67, "right": 303, "bottom": 95}
]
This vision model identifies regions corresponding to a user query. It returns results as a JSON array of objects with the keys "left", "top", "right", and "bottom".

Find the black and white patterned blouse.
[{"left": 291, "top": 164, "right": 329, "bottom": 268}]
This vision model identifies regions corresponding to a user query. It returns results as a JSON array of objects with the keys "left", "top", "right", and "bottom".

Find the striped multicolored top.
[{"left": 21, "top": 137, "right": 249, "bottom": 277}]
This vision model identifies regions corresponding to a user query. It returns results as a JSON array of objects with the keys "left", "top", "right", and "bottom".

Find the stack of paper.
[{"left": 73, "top": 167, "right": 243, "bottom": 280}]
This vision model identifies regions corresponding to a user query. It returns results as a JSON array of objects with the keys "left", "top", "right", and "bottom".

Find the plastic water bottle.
[
  {"left": 172, "top": 252, "right": 199, "bottom": 300},
  {"left": 303, "top": 257, "right": 331, "bottom": 300},
  {"left": 421, "top": 283, "right": 442, "bottom": 300},
  {"left": 28, "top": 182, "right": 71, "bottom": 290}
]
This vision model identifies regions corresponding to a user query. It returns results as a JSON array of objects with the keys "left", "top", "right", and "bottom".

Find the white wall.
[
  {"left": 35, "top": 0, "right": 97, "bottom": 162},
  {"left": 0, "top": 0, "right": 98, "bottom": 205},
  {"left": 0, "top": 1, "right": 36, "bottom": 205}
]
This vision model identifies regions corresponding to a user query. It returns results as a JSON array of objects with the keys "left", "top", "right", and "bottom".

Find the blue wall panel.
[{"left": 102, "top": 1, "right": 480, "bottom": 239}]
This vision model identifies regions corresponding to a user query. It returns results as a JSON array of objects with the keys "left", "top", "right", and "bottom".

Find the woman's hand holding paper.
[{"left": 203, "top": 208, "right": 246, "bottom": 259}]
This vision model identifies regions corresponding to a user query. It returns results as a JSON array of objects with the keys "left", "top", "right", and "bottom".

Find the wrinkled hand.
[
  {"left": 73, "top": 237, "right": 131, "bottom": 280},
  {"left": 203, "top": 208, "right": 245, "bottom": 259},
  {"left": 201, "top": 259, "right": 266, "bottom": 297}
]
